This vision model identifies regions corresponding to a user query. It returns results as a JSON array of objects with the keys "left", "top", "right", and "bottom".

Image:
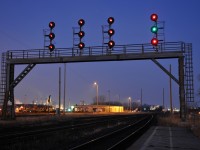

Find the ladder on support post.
[
  {"left": 0, "top": 53, "right": 7, "bottom": 107},
  {"left": 184, "top": 43, "right": 194, "bottom": 104},
  {"left": 0, "top": 53, "right": 9, "bottom": 119}
]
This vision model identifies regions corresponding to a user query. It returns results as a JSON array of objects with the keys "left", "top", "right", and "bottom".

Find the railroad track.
[
  {"left": 69, "top": 115, "right": 154, "bottom": 150},
  {"left": 0, "top": 114, "right": 123, "bottom": 134},
  {"left": 0, "top": 113, "right": 154, "bottom": 149}
]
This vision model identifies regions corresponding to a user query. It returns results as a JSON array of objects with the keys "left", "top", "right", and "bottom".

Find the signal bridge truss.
[{"left": 0, "top": 42, "right": 194, "bottom": 120}]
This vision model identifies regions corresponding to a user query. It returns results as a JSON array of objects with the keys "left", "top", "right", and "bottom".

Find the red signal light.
[
  {"left": 48, "top": 33, "right": 55, "bottom": 40},
  {"left": 78, "top": 31, "right": 85, "bottom": 38},
  {"left": 108, "top": 29, "right": 115, "bottom": 36},
  {"left": 78, "top": 42, "right": 85, "bottom": 49},
  {"left": 107, "top": 17, "right": 115, "bottom": 25},
  {"left": 150, "top": 14, "right": 158, "bottom": 22},
  {"left": 151, "top": 38, "right": 158, "bottom": 46},
  {"left": 78, "top": 19, "right": 85, "bottom": 27},
  {"left": 48, "top": 44, "right": 55, "bottom": 52},
  {"left": 108, "top": 40, "right": 115, "bottom": 48},
  {"left": 49, "top": 22, "right": 55, "bottom": 29}
]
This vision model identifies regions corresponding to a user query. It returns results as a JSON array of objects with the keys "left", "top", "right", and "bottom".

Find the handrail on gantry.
[{"left": 6, "top": 42, "right": 185, "bottom": 60}]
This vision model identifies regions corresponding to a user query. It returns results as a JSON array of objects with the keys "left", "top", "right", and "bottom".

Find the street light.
[
  {"left": 94, "top": 82, "right": 99, "bottom": 105},
  {"left": 128, "top": 97, "right": 132, "bottom": 112}
]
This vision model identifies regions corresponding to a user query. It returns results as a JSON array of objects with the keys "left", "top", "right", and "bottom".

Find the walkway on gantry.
[{"left": 0, "top": 42, "right": 194, "bottom": 119}]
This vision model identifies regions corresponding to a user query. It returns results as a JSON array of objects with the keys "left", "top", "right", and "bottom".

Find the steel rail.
[
  {"left": 69, "top": 115, "right": 154, "bottom": 150},
  {"left": 0, "top": 114, "right": 143, "bottom": 145},
  {"left": 108, "top": 115, "right": 154, "bottom": 150}
]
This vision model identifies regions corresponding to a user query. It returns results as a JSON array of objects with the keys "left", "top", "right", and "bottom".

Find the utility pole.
[
  {"left": 128, "top": 97, "right": 131, "bottom": 112},
  {"left": 68, "top": 98, "right": 71, "bottom": 111},
  {"left": 163, "top": 88, "right": 165, "bottom": 110},
  {"left": 59, "top": 67, "right": 61, "bottom": 115},
  {"left": 108, "top": 90, "right": 110, "bottom": 112},
  {"left": 48, "top": 95, "right": 51, "bottom": 114},
  {"left": 141, "top": 88, "right": 143, "bottom": 112},
  {"left": 169, "top": 64, "right": 173, "bottom": 113},
  {"left": 63, "top": 63, "right": 66, "bottom": 115},
  {"left": 118, "top": 94, "right": 121, "bottom": 112}
]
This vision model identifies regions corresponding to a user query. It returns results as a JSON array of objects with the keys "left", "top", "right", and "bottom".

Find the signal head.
[
  {"left": 78, "top": 42, "right": 85, "bottom": 50},
  {"left": 78, "top": 19, "right": 85, "bottom": 27},
  {"left": 48, "top": 33, "right": 55, "bottom": 40},
  {"left": 151, "top": 38, "right": 158, "bottom": 46},
  {"left": 151, "top": 26, "right": 158, "bottom": 33},
  {"left": 108, "top": 29, "right": 115, "bottom": 36},
  {"left": 150, "top": 14, "right": 158, "bottom": 22},
  {"left": 107, "top": 17, "right": 115, "bottom": 25},
  {"left": 108, "top": 40, "right": 115, "bottom": 49},
  {"left": 49, "top": 22, "right": 55, "bottom": 29},
  {"left": 78, "top": 31, "right": 85, "bottom": 38},
  {"left": 48, "top": 44, "right": 55, "bottom": 52}
]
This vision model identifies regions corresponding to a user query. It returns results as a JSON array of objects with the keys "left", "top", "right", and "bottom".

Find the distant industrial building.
[
  {"left": 5, "top": 104, "right": 124, "bottom": 114},
  {"left": 73, "top": 105, "right": 124, "bottom": 113},
  {"left": 15, "top": 104, "right": 55, "bottom": 113}
]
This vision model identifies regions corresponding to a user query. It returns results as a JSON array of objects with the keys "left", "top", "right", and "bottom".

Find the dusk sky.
[{"left": 0, "top": 0, "right": 199, "bottom": 108}]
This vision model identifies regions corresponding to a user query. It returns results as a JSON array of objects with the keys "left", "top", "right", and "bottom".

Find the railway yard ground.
[
  {"left": 1, "top": 112, "right": 199, "bottom": 136},
  {"left": 0, "top": 112, "right": 200, "bottom": 150},
  {"left": 158, "top": 113, "right": 200, "bottom": 138}
]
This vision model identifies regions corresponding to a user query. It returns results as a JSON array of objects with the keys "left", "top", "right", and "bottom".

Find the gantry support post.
[
  {"left": 2, "top": 64, "right": 15, "bottom": 119},
  {"left": 179, "top": 56, "right": 186, "bottom": 121},
  {"left": 10, "top": 64, "right": 15, "bottom": 119}
]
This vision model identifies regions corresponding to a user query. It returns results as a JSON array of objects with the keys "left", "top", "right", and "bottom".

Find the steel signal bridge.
[{"left": 0, "top": 42, "right": 194, "bottom": 120}]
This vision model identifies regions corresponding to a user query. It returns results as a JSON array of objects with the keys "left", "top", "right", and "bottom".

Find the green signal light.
[{"left": 151, "top": 26, "right": 158, "bottom": 33}]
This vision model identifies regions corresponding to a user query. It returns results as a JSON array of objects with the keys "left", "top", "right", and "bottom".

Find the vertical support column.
[
  {"left": 2, "top": 64, "right": 15, "bottom": 119},
  {"left": 179, "top": 57, "right": 186, "bottom": 121},
  {"left": 10, "top": 64, "right": 15, "bottom": 119},
  {"left": 2, "top": 63, "right": 10, "bottom": 119}
]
